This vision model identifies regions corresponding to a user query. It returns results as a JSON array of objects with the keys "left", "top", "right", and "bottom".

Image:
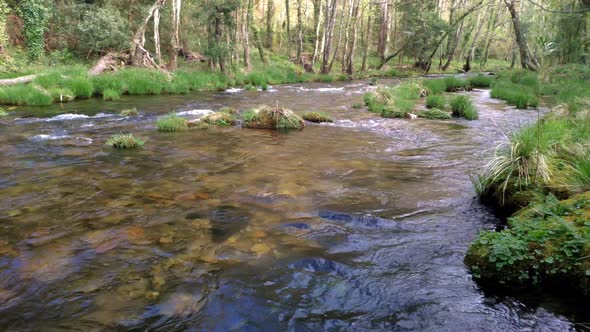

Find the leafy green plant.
[
  {"left": 21, "top": 0, "right": 48, "bottom": 60},
  {"left": 157, "top": 113, "right": 188, "bottom": 132},
  {"left": 106, "top": 133, "right": 144, "bottom": 149}
]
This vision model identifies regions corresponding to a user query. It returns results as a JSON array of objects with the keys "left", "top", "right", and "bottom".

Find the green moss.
[
  {"left": 417, "top": 108, "right": 452, "bottom": 120},
  {"left": 103, "top": 88, "right": 121, "bottom": 101},
  {"left": 465, "top": 192, "right": 590, "bottom": 291},
  {"left": 106, "top": 133, "right": 145, "bottom": 149},
  {"left": 157, "top": 113, "right": 188, "bottom": 132},
  {"left": 302, "top": 111, "right": 333, "bottom": 123},
  {"left": 426, "top": 95, "right": 446, "bottom": 109},
  {"left": 201, "top": 112, "right": 238, "bottom": 126}
]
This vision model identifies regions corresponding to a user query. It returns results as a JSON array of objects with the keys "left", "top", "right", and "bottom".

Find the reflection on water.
[{"left": 0, "top": 81, "right": 585, "bottom": 331}]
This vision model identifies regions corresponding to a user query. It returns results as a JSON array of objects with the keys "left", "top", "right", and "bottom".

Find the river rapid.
[{"left": 0, "top": 78, "right": 586, "bottom": 331}]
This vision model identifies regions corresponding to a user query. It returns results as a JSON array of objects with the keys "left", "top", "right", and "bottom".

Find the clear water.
[{"left": 0, "top": 80, "right": 586, "bottom": 331}]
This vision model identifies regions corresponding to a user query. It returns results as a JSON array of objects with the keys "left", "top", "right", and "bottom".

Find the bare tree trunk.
[
  {"left": 504, "top": 0, "right": 539, "bottom": 70},
  {"left": 345, "top": 0, "right": 361, "bottom": 75},
  {"left": 329, "top": 0, "right": 346, "bottom": 71},
  {"left": 312, "top": 0, "right": 322, "bottom": 65},
  {"left": 248, "top": 0, "right": 266, "bottom": 63},
  {"left": 441, "top": 0, "right": 465, "bottom": 71},
  {"left": 131, "top": 0, "right": 167, "bottom": 69},
  {"left": 285, "top": 0, "right": 291, "bottom": 44},
  {"left": 361, "top": 9, "right": 371, "bottom": 73},
  {"left": 463, "top": 12, "right": 483, "bottom": 72},
  {"left": 243, "top": 1, "right": 251, "bottom": 69},
  {"left": 296, "top": 0, "right": 304, "bottom": 63},
  {"left": 266, "top": 0, "right": 274, "bottom": 48},
  {"left": 340, "top": 0, "right": 353, "bottom": 72},
  {"left": 377, "top": 0, "right": 390, "bottom": 62},
  {"left": 169, "top": 0, "right": 182, "bottom": 71},
  {"left": 154, "top": 6, "right": 162, "bottom": 64},
  {"left": 321, "top": 0, "right": 337, "bottom": 74}
]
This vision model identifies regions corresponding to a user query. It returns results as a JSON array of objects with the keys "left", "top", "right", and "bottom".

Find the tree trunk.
[
  {"left": 285, "top": 0, "right": 291, "bottom": 44},
  {"left": 441, "top": 0, "right": 465, "bottom": 71},
  {"left": 296, "top": 0, "right": 304, "bottom": 63},
  {"left": 154, "top": 6, "right": 162, "bottom": 63},
  {"left": 377, "top": 0, "right": 390, "bottom": 62},
  {"left": 504, "top": 0, "right": 539, "bottom": 70},
  {"left": 249, "top": 0, "right": 266, "bottom": 63},
  {"left": 243, "top": 1, "right": 251, "bottom": 69},
  {"left": 345, "top": 0, "right": 360, "bottom": 75},
  {"left": 329, "top": 0, "right": 346, "bottom": 71},
  {"left": 321, "top": 0, "right": 337, "bottom": 74},
  {"left": 361, "top": 9, "right": 371, "bottom": 73},
  {"left": 266, "top": 0, "right": 274, "bottom": 48},
  {"left": 169, "top": 0, "right": 181, "bottom": 71},
  {"left": 312, "top": 0, "right": 322, "bottom": 65},
  {"left": 131, "top": 0, "right": 166, "bottom": 68}
]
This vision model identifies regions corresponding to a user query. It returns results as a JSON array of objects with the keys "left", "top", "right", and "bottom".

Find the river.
[{"left": 0, "top": 79, "right": 586, "bottom": 331}]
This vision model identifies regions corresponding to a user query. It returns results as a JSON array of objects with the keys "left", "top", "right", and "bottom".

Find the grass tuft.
[
  {"left": 157, "top": 113, "right": 188, "bottom": 132},
  {"left": 106, "top": 133, "right": 144, "bottom": 149},
  {"left": 450, "top": 95, "right": 478, "bottom": 120}
]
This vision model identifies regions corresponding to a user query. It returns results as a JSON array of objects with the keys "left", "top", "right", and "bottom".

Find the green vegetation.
[
  {"left": 120, "top": 108, "right": 139, "bottom": 117},
  {"left": 219, "top": 107, "right": 237, "bottom": 114},
  {"left": 426, "top": 95, "right": 446, "bottom": 109},
  {"left": 156, "top": 113, "right": 188, "bottom": 132},
  {"left": 364, "top": 81, "right": 423, "bottom": 118},
  {"left": 105, "top": 133, "right": 144, "bottom": 149},
  {"left": 351, "top": 103, "right": 363, "bottom": 109},
  {"left": 468, "top": 74, "right": 494, "bottom": 88},
  {"left": 201, "top": 112, "right": 237, "bottom": 126},
  {"left": 103, "top": 88, "right": 121, "bottom": 101},
  {"left": 450, "top": 95, "right": 478, "bottom": 120},
  {"left": 302, "top": 112, "right": 333, "bottom": 123},
  {"left": 491, "top": 70, "right": 539, "bottom": 109},
  {"left": 423, "top": 79, "right": 447, "bottom": 95},
  {"left": 417, "top": 108, "right": 452, "bottom": 120},
  {"left": 242, "top": 105, "right": 305, "bottom": 130},
  {"left": 0, "top": 107, "right": 7, "bottom": 116},
  {"left": 443, "top": 76, "right": 470, "bottom": 92},
  {"left": 465, "top": 192, "right": 590, "bottom": 291}
]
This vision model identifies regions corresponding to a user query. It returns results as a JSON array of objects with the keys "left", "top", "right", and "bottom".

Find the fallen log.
[{"left": 0, "top": 74, "right": 37, "bottom": 87}]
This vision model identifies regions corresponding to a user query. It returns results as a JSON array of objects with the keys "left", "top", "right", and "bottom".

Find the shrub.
[
  {"left": 120, "top": 108, "right": 139, "bottom": 116},
  {"left": 75, "top": 6, "right": 130, "bottom": 57},
  {"left": 103, "top": 88, "right": 121, "bottom": 101},
  {"left": 468, "top": 74, "right": 494, "bottom": 88},
  {"left": 157, "top": 113, "right": 188, "bottom": 132},
  {"left": 106, "top": 133, "right": 144, "bottom": 149},
  {"left": 426, "top": 95, "right": 446, "bottom": 109},
  {"left": 302, "top": 111, "right": 333, "bottom": 123},
  {"left": 450, "top": 95, "right": 478, "bottom": 120},
  {"left": 417, "top": 108, "right": 451, "bottom": 120}
]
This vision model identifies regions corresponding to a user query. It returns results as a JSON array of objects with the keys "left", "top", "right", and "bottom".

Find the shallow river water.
[{"left": 0, "top": 79, "right": 587, "bottom": 331}]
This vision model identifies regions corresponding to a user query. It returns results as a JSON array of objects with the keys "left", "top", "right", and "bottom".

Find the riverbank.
[
  {"left": 466, "top": 64, "right": 590, "bottom": 293},
  {"left": 0, "top": 57, "right": 505, "bottom": 107}
]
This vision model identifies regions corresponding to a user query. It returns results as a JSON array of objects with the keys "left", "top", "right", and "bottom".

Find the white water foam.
[
  {"left": 225, "top": 88, "right": 243, "bottom": 93},
  {"left": 44, "top": 112, "right": 113, "bottom": 122},
  {"left": 176, "top": 109, "right": 213, "bottom": 117},
  {"left": 298, "top": 87, "right": 345, "bottom": 93}
]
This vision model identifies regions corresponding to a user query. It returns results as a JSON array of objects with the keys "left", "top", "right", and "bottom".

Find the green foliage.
[
  {"left": 468, "top": 74, "right": 494, "bottom": 88},
  {"left": 74, "top": 6, "right": 130, "bottom": 56},
  {"left": 106, "top": 133, "right": 144, "bottom": 149},
  {"left": 318, "top": 74, "right": 335, "bottom": 83},
  {"left": 425, "top": 95, "right": 445, "bottom": 109},
  {"left": 65, "top": 77, "right": 93, "bottom": 99},
  {"left": 0, "top": 107, "right": 7, "bottom": 116},
  {"left": 21, "top": 0, "right": 48, "bottom": 61},
  {"left": 302, "top": 111, "right": 333, "bottom": 123},
  {"left": 242, "top": 105, "right": 305, "bottom": 129},
  {"left": 417, "top": 108, "right": 451, "bottom": 120},
  {"left": 120, "top": 108, "right": 139, "bottom": 117},
  {"left": 450, "top": 95, "right": 478, "bottom": 120},
  {"left": 103, "top": 88, "right": 121, "bottom": 101},
  {"left": 0, "top": 85, "right": 52, "bottom": 106},
  {"left": 423, "top": 79, "right": 447, "bottom": 95},
  {"left": 491, "top": 81, "right": 538, "bottom": 109},
  {"left": 465, "top": 192, "right": 590, "bottom": 289},
  {"left": 443, "top": 76, "right": 469, "bottom": 92},
  {"left": 118, "top": 69, "right": 169, "bottom": 95},
  {"left": 157, "top": 113, "right": 188, "bottom": 132},
  {"left": 364, "top": 82, "right": 422, "bottom": 118}
]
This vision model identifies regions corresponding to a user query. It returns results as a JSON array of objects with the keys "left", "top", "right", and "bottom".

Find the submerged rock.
[
  {"left": 242, "top": 105, "right": 305, "bottom": 130},
  {"left": 465, "top": 192, "right": 590, "bottom": 294}
]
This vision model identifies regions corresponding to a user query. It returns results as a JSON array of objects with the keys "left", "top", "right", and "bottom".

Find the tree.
[
  {"left": 504, "top": 0, "right": 539, "bottom": 70},
  {"left": 321, "top": 0, "right": 337, "bottom": 73},
  {"left": 20, "top": 0, "right": 48, "bottom": 61}
]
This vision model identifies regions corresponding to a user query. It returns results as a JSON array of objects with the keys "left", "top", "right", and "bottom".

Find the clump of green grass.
[
  {"left": 468, "top": 74, "right": 494, "bottom": 88},
  {"left": 219, "top": 107, "right": 236, "bottom": 114},
  {"left": 0, "top": 108, "right": 8, "bottom": 116},
  {"left": 64, "top": 77, "right": 93, "bottom": 98},
  {"left": 48, "top": 88, "right": 75, "bottom": 102},
  {"left": 0, "top": 85, "right": 53, "bottom": 106},
  {"left": 336, "top": 74, "right": 348, "bottom": 81},
  {"left": 242, "top": 105, "right": 305, "bottom": 129},
  {"left": 106, "top": 133, "right": 145, "bottom": 149},
  {"left": 318, "top": 74, "right": 334, "bottom": 83},
  {"left": 450, "top": 95, "right": 478, "bottom": 120},
  {"left": 157, "top": 113, "right": 188, "bottom": 132},
  {"left": 426, "top": 95, "right": 446, "bottom": 109},
  {"left": 417, "top": 108, "right": 452, "bottom": 120},
  {"left": 120, "top": 108, "right": 139, "bottom": 116},
  {"left": 103, "top": 88, "right": 121, "bottom": 101},
  {"left": 302, "top": 111, "right": 333, "bottom": 123},
  {"left": 444, "top": 76, "right": 469, "bottom": 92},
  {"left": 423, "top": 78, "right": 447, "bottom": 95},
  {"left": 201, "top": 112, "right": 237, "bottom": 126},
  {"left": 491, "top": 81, "right": 538, "bottom": 109},
  {"left": 364, "top": 82, "right": 422, "bottom": 118}
]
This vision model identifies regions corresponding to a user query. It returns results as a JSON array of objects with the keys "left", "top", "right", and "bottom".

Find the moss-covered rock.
[
  {"left": 302, "top": 111, "right": 333, "bottom": 123},
  {"left": 242, "top": 105, "right": 305, "bottom": 130},
  {"left": 219, "top": 107, "right": 237, "bottom": 114},
  {"left": 187, "top": 119, "right": 209, "bottom": 129},
  {"left": 120, "top": 108, "right": 140, "bottom": 117},
  {"left": 465, "top": 192, "right": 590, "bottom": 294},
  {"left": 416, "top": 108, "right": 452, "bottom": 120},
  {"left": 201, "top": 112, "right": 238, "bottom": 126}
]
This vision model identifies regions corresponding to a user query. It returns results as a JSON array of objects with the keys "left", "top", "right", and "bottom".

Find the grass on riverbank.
[
  {"left": 364, "top": 81, "right": 423, "bottom": 118},
  {"left": 467, "top": 64, "right": 590, "bottom": 292}
]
